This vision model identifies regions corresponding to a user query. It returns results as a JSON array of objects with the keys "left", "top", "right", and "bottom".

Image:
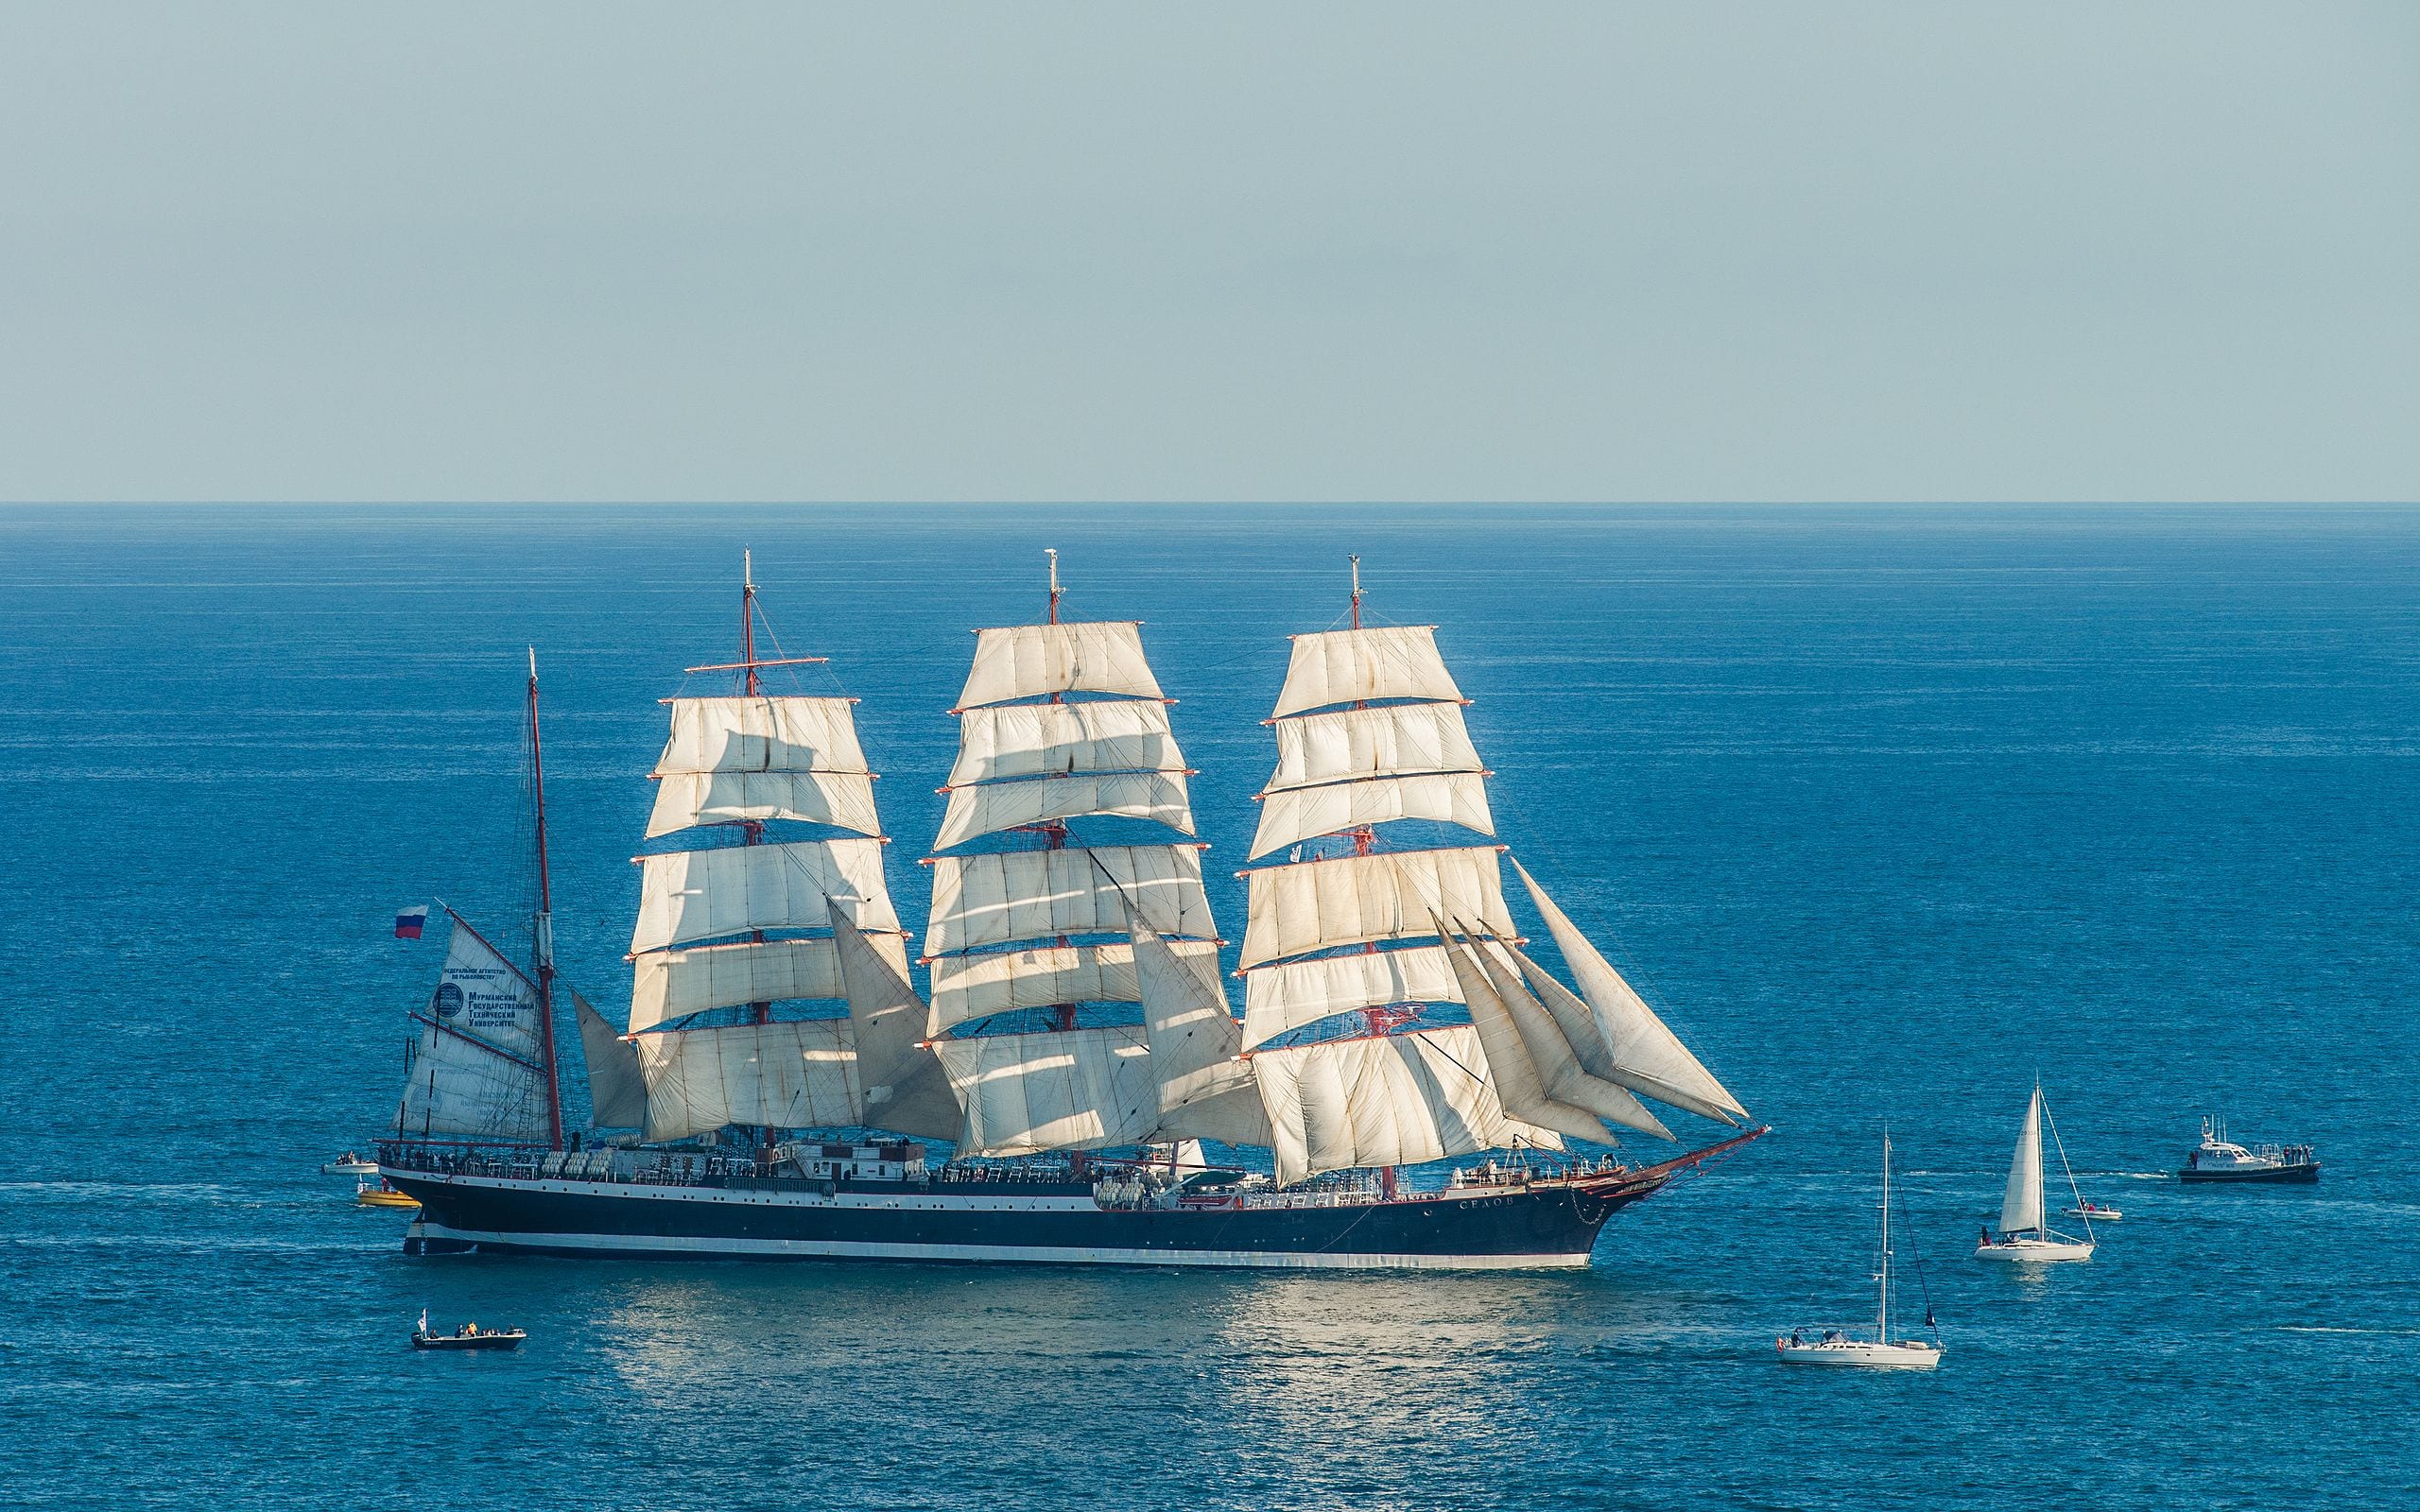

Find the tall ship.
[{"left": 377, "top": 557, "right": 1764, "bottom": 1268}]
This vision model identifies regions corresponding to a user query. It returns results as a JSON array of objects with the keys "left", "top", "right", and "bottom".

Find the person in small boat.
[
  {"left": 1789, "top": 1330, "right": 1803, "bottom": 1346},
  {"left": 1821, "top": 1330, "right": 1838, "bottom": 1343}
]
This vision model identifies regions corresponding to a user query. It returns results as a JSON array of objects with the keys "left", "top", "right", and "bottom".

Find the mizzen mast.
[{"left": 527, "top": 647, "right": 565, "bottom": 1150}]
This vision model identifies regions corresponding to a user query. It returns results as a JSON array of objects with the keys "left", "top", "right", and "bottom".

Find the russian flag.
[{"left": 395, "top": 905, "right": 429, "bottom": 940}]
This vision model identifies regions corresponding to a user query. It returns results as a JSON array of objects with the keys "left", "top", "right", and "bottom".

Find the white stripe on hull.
[{"left": 415, "top": 1219, "right": 1592, "bottom": 1271}]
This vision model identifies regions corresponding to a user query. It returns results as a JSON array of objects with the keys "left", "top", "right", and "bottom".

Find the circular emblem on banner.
[{"left": 432, "top": 982, "right": 465, "bottom": 1020}]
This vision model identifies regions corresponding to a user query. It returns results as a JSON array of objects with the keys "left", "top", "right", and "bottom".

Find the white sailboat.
[
  {"left": 1975, "top": 1081, "right": 2096, "bottom": 1263},
  {"left": 1777, "top": 1134, "right": 1942, "bottom": 1368}
]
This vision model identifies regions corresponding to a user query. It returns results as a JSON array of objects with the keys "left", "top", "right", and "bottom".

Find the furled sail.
[
  {"left": 1238, "top": 846, "right": 1513, "bottom": 970},
  {"left": 633, "top": 1018, "right": 860, "bottom": 1143},
  {"left": 395, "top": 915, "right": 550, "bottom": 1143},
  {"left": 1249, "top": 1024, "right": 1564, "bottom": 1186},
  {"left": 630, "top": 837, "right": 898, "bottom": 954},
  {"left": 928, "top": 1026, "right": 1162, "bottom": 1155},
  {"left": 831, "top": 914, "right": 961, "bottom": 1141},
  {"left": 1132, "top": 921, "right": 1270, "bottom": 1146},
  {"left": 955, "top": 622, "right": 1165, "bottom": 710},
  {"left": 2000, "top": 1085, "right": 2046, "bottom": 1234},
  {"left": 1272, "top": 626, "right": 1465, "bottom": 717},
  {"left": 1508, "top": 858, "right": 1749, "bottom": 1125},
  {"left": 628, "top": 933, "right": 911, "bottom": 1033},
  {"left": 924, "top": 845, "right": 1213, "bottom": 957},
  {"left": 574, "top": 990, "right": 648, "bottom": 1128},
  {"left": 1240, "top": 944, "right": 1465, "bottom": 1050}
]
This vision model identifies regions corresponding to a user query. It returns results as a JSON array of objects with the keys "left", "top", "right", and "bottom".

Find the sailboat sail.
[
  {"left": 922, "top": 558, "right": 1229, "bottom": 1155},
  {"left": 2001, "top": 1086, "right": 2047, "bottom": 1234},
  {"left": 1508, "top": 858, "right": 1749, "bottom": 1126},
  {"left": 622, "top": 562, "right": 924, "bottom": 1145},
  {"left": 574, "top": 990, "right": 648, "bottom": 1129},
  {"left": 396, "top": 911, "right": 553, "bottom": 1143}
]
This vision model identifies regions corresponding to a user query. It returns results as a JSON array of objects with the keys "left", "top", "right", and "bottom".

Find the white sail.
[
  {"left": 632, "top": 1018, "right": 860, "bottom": 1143},
  {"left": 1238, "top": 846, "right": 1512, "bottom": 970},
  {"left": 925, "top": 939, "right": 1221, "bottom": 1034},
  {"left": 2000, "top": 1085, "right": 2047, "bottom": 1234},
  {"left": 395, "top": 918, "right": 549, "bottom": 1143},
  {"left": 1264, "top": 702, "right": 1485, "bottom": 794},
  {"left": 1497, "top": 941, "right": 1723, "bottom": 1127},
  {"left": 628, "top": 933, "right": 911, "bottom": 1034},
  {"left": 932, "top": 770, "right": 1195, "bottom": 851},
  {"left": 630, "top": 838, "right": 899, "bottom": 954},
  {"left": 924, "top": 845, "right": 1213, "bottom": 957},
  {"left": 574, "top": 990, "right": 648, "bottom": 1129},
  {"left": 1249, "top": 1023, "right": 1564, "bottom": 1186},
  {"left": 947, "top": 701, "right": 1183, "bottom": 787},
  {"left": 1509, "top": 858, "right": 1749, "bottom": 1125},
  {"left": 928, "top": 1025, "right": 1161, "bottom": 1155},
  {"left": 1132, "top": 921, "right": 1270, "bottom": 1146},
  {"left": 1435, "top": 928, "right": 1618, "bottom": 1145},
  {"left": 956, "top": 622, "right": 1165, "bottom": 710},
  {"left": 1239, "top": 944, "right": 1465, "bottom": 1050},
  {"left": 832, "top": 914, "right": 962, "bottom": 1141},
  {"left": 646, "top": 769, "right": 883, "bottom": 839},
  {"left": 1460, "top": 930, "right": 1672, "bottom": 1139},
  {"left": 655, "top": 696, "right": 869, "bottom": 777},
  {"left": 1249, "top": 771, "right": 1495, "bottom": 860},
  {"left": 1272, "top": 626, "right": 1465, "bottom": 718}
]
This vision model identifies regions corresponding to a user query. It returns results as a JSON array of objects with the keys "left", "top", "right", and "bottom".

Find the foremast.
[{"left": 1237, "top": 560, "right": 1751, "bottom": 1186}]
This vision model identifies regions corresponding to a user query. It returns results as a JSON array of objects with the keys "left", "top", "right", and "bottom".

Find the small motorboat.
[
  {"left": 322, "top": 1153, "right": 379, "bottom": 1176},
  {"left": 357, "top": 1177, "right": 421, "bottom": 1210},
  {"left": 2180, "top": 1118, "right": 2319, "bottom": 1184},
  {"left": 2063, "top": 1201, "right": 2123, "bottom": 1222},
  {"left": 1777, "top": 1135, "right": 1944, "bottom": 1370},
  {"left": 411, "top": 1312, "right": 524, "bottom": 1351}
]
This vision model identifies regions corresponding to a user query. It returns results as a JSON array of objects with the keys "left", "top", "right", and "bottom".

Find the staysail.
[
  {"left": 2000, "top": 1084, "right": 2047, "bottom": 1234},
  {"left": 1507, "top": 858, "right": 1749, "bottom": 1126}
]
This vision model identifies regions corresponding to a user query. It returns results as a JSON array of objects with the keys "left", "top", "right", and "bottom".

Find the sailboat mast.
[
  {"left": 527, "top": 648, "right": 565, "bottom": 1150},
  {"left": 1040, "top": 549, "right": 1077, "bottom": 1032},
  {"left": 1877, "top": 1133, "right": 1893, "bottom": 1343},
  {"left": 738, "top": 553, "right": 774, "bottom": 1152}
]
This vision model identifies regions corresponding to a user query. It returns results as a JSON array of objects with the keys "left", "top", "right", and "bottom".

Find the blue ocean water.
[{"left": 2, "top": 504, "right": 2413, "bottom": 1511}]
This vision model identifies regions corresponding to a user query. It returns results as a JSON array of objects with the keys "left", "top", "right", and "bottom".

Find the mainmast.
[
  {"left": 919, "top": 550, "right": 1225, "bottom": 1156},
  {"left": 528, "top": 647, "right": 565, "bottom": 1150}
]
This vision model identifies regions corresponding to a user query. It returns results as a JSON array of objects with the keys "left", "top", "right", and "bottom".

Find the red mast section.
[{"left": 527, "top": 647, "right": 566, "bottom": 1150}]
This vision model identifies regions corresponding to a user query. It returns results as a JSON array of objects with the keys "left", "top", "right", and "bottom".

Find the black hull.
[
  {"left": 385, "top": 1133, "right": 1763, "bottom": 1272},
  {"left": 2178, "top": 1163, "right": 2320, "bottom": 1184}
]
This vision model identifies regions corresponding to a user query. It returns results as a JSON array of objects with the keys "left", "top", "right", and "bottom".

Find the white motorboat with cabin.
[
  {"left": 1777, "top": 1133, "right": 1942, "bottom": 1369},
  {"left": 1976, "top": 1082, "right": 2095, "bottom": 1263},
  {"left": 2179, "top": 1117, "right": 2319, "bottom": 1184}
]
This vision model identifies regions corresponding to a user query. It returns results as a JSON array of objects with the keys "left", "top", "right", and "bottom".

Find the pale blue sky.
[{"left": 2, "top": 3, "right": 2414, "bottom": 503}]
